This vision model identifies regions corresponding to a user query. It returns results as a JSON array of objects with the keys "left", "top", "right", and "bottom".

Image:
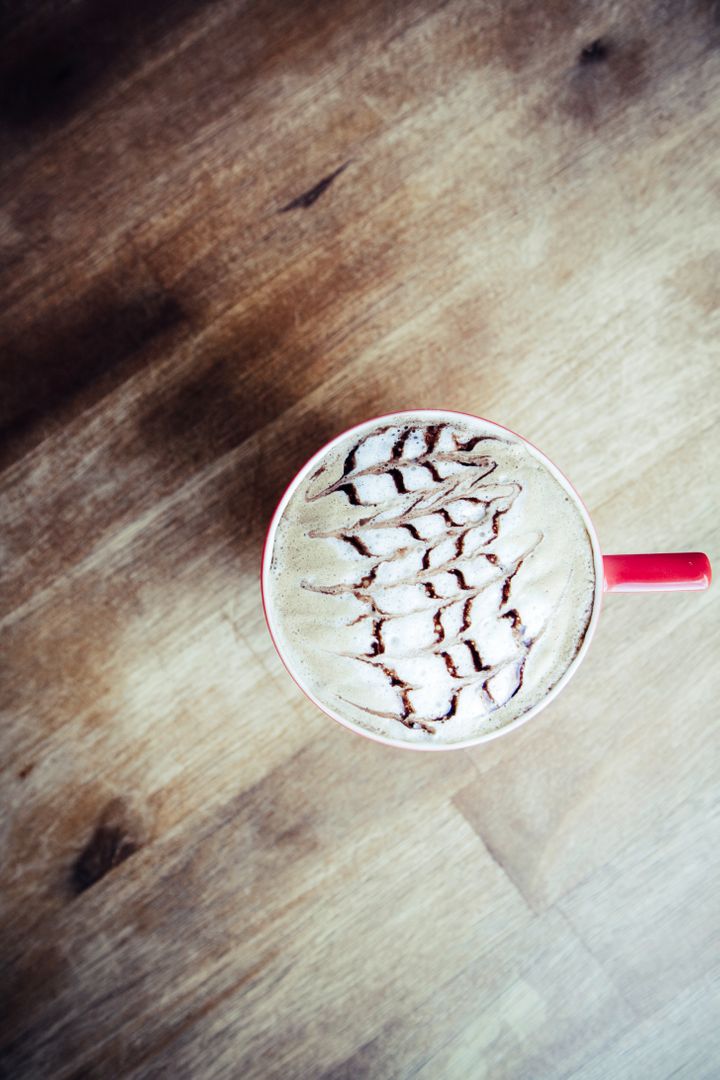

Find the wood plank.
[
  {"left": 570, "top": 977, "right": 720, "bottom": 1080},
  {"left": 1, "top": 735, "right": 477, "bottom": 1077},
  {"left": 557, "top": 799, "right": 719, "bottom": 1017},
  {"left": 322, "top": 910, "right": 632, "bottom": 1080}
]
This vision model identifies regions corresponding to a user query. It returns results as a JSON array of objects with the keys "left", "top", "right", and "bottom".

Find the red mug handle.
[{"left": 603, "top": 552, "right": 712, "bottom": 593}]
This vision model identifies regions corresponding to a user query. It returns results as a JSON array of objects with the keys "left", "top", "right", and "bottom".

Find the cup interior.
[{"left": 261, "top": 409, "right": 605, "bottom": 750}]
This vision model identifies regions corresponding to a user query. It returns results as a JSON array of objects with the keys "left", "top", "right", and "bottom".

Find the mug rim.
[{"left": 261, "top": 409, "right": 605, "bottom": 751}]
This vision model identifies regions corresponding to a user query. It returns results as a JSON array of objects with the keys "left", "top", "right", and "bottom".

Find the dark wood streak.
[
  {"left": 280, "top": 161, "right": 351, "bottom": 212},
  {"left": 579, "top": 38, "right": 610, "bottom": 65},
  {"left": 433, "top": 610, "right": 445, "bottom": 643},
  {"left": 71, "top": 819, "right": 138, "bottom": 896}
]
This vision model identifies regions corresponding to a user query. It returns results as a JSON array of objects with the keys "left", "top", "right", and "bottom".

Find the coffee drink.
[{"left": 264, "top": 411, "right": 598, "bottom": 746}]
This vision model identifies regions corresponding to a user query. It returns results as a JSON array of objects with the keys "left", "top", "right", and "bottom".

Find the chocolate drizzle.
[
  {"left": 441, "top": 651, "right": 460, "bottom": 677},
  {"left": 307, "top": 425, "right": 499, "bottom": 508},
  {"left": 342, "top": 446, "right": 358, "bottom": 476},
  {"left": 492, "top": 506, "right": 509, "bottom": 536},
  {"left": 337, "top": 483, "right": 361, "bottom": 506},
  {"left": 465, "top": 639, "right": 485, "bottom": 671},
  {"left": 501, "top": 559, "right": 524, "bottom": 606},
  {"left": 303, "top": 421, "right": 548, "bottom": 734},
  {"left": 391, "top": 430, "right": 410, "bottom": 459},
  {"left": 442, "top": 692, "right": 459, "bottom": 720},
  {"left": 425, "top": 425, "right": 441, "bottom": 453},
  {"left": 449, "top": 568, "right": 471, "bottom": 590},
  {"left": 368, "top": 618, "right": 385, "bottom": 656},
  {"left": 343, "top": 534, "right": 371, "bottom": 556},
  {"left": 388, "top": 468, "right": 408, "bottom": 493}
]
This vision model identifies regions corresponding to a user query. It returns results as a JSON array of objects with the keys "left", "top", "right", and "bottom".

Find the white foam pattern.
[{"left": 266, "top": 414, "right": 596, "bottom": 745}]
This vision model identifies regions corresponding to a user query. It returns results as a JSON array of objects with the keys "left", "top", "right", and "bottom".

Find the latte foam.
[{"left": 264, "top": 412, "right": 598, "bottom": 746}]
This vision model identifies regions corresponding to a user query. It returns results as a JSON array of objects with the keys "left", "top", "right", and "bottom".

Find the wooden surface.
[{"left": 1, "top": 1, "right": 718, "bottom": 1076}]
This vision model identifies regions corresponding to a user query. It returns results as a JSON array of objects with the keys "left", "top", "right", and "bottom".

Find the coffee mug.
[{"left": 261, "top": 410, "right": 711, "bottom": 750}]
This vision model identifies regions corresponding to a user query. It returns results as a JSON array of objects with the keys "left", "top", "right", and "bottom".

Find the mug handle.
[{"left": 603, "top": 552, "right": 712, "bottom": 593}]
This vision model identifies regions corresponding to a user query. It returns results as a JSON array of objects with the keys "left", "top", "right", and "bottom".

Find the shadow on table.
[
  {"left": 0, "top": 0, "right": 422, "bottom": 137},
  {"left": 0, "top": 0, "right": 221, "bottom": 131},
  {"left": 133, "top": 295, "right": 366, "bottom": 568},
  {"left": 0, "top": 278, "right": 188, "bottom": 471}
]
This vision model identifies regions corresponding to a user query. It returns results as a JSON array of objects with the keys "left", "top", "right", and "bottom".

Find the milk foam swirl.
[
  {"left": 301, "top": 424, "right": 548, "bottom": 734},
  {"left": 266, "top": 414, "right": 597, "bottom": 745}
]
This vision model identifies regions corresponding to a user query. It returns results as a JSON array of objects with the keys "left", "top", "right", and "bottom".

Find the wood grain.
[{"left": 1, "top": 1, "right": 718, "bottom": 1077}]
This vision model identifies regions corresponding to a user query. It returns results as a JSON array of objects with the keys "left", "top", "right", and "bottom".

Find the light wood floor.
[{"left": 1, "top": 1, "right": 718, "bottom": 1076}]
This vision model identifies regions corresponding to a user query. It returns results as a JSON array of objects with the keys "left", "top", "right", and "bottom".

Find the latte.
[{"left": 263, "top": 412, "right": 598, "bottom": 746}]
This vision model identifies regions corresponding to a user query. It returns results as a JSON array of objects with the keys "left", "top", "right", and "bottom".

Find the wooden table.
[{"left": 1, "top": 2, "right": 718, "bottom": 1076}]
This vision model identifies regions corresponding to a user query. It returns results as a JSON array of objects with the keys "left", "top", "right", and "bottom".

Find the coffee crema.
[{"left": 264, "top": 412, "right": 597, "bottom": 746}]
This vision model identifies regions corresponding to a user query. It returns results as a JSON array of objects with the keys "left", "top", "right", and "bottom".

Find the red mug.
[{"left": 261, "top": 410, "right": 711, "bottom": 750}]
